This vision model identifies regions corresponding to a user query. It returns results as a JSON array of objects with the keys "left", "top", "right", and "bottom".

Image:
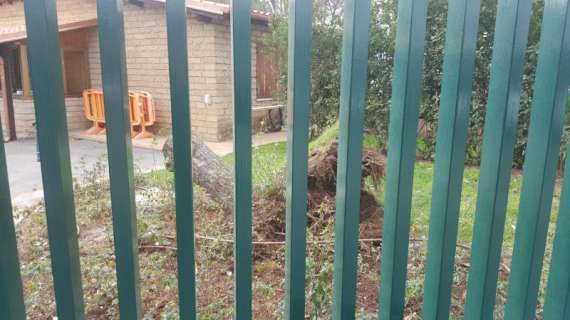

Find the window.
[{"left": 255, "top": 44, "right": 278, "bottom": 99}]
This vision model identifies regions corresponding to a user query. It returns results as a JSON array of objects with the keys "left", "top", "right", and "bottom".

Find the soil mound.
[{"left": 253, "top": 141, "right": 386, "bottom": 250}]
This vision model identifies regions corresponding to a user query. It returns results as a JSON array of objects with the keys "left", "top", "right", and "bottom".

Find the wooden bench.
[{"left": 252, "top": 104, "right": 285, "bottom": 132}]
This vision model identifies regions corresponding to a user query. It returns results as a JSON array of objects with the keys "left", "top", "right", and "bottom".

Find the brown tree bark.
[{"left": 163, "top": 135, "right": 233, "bottom": 213}]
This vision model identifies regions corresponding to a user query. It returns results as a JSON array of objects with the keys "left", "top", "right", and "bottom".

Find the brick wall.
[
  {"left": 65, "top": 98, "right": 92, "bottom": 132},
  {"left": 10, "top": 99, "right": 34, "bottom": 138},
  {"left": 0, "top": 97, "right": 89, "bottom": 139},
  {"left": 87, "top": 2, "right": 175, "bottom": 135},
  {"left": 1, "top": 0, "right": 276, "bottom": 142},
  {"left": 211, "top": 20, "right": 278, "bottom": 140},
  {"left": 87, "top": 3, "right": 275, "bottom": 141},
  {"left": 0, "top": 0, "right": 97, "bottom": 34},
  {"left": 0, "top": 0, "right": 96, "bottom": 140},
  {"left": 87, "top": 3, "right": 227, "bottom": 141}
]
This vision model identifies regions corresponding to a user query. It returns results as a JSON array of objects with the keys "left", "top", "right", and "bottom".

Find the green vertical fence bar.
[
  {"left": 0, "top": 117, "right": 26, "bottom": 319},
  {"left": 166, "top": 0, "right": 196, "bottom": 319},
  {"left": 331, "top": 1, "right": 371, "bottom": 319},
  {"left": 96, "top": 0, "right": 142, "bottom": 318},
  {"left": 504, "top": 1, "right": 570, "bottom": 318},
  {"left": 421, "top": 1, "right": 481, "bottom": 319},
  {"left": 284, "top": 0, "right": 312, "bottom": 319},
  {"left": 230, "top": 0, "right": 252, "bottom": 319},
  {"left": 23, "top": 1, "right": 86, "bottom": 318},
  {"left": 543, "top": 144, "right": 570, "bottom": 319},
  {"left": 464, "top": 0, "right": 533, "bottom": 318},
  {"left": 378, "top": 0, "right": 428, "bottom": 318}
]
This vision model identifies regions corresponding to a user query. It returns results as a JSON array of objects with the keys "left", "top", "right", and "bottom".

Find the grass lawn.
[
  {"left": 222, "top": 125, "right": 561, "bottom": 249},
  {"left": 13, "top": 125, "right": 561, "bottom": 319},
  {"left": 141, "top": 127, "right": 561, "bottom": 318}
]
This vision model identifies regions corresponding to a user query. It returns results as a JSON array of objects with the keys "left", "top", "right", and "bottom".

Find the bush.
[{"left": 265, "top": 0, "right": 570, "bottom": 168}]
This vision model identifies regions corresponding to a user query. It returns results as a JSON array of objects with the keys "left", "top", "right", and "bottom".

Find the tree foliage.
[{"left": 263, "top": 0, "right": 570, "bottom": 168}]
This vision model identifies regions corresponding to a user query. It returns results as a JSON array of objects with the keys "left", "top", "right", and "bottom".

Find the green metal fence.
[{"left": 1, "top": 0, "right": 570, "bottom": 319}]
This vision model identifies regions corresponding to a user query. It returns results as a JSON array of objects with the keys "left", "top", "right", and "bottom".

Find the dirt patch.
[
  {"left": 307, "top": 141, "right": 385, "bottom": 193},
  {"left": 79, "top": 225, "right": 107, "bottom": 243},
  {"left": 253, "top": 141, "right": 386, "bottom": 251}
]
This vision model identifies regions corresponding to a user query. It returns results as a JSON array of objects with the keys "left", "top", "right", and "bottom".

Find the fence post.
[
  {"left": 0, "top": 113, "right": 25, "bottom": 319},
  {"left": 543, "top": 143, "right": 570, "bottom": 319},
  {"left": 331, "top": 1, "right": 372, "bottom": 319},
  {"left": 505, "top": 1, "right": 570, "bottom": 318},
  {"left": 96, "top": 0, "right": 142, "bottom": 318},
  {"left": 23, "top": 0, "right": 86, "bottom": 318},
  {"left": 464, "top": 0, "right": 533, "bottom": 318},
  {"left": 284, "top": 0, "right": 312, "bottom": 318},
  {"left": 378, "top": 1, "right": 428, "bottom": 318},
  {"left": 421, "top": 1, "right": 481, "bottom": 318},
  {"left": 230, "top": 0, "right": 253, "bottom": 319},
  {"left": 166, "top": 0, "right": 197, "bottom": 318}
]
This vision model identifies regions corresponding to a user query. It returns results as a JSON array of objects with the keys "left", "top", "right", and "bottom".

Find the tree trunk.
[{"left": 163, "top": 135, "right": 233, "bottom": 213}]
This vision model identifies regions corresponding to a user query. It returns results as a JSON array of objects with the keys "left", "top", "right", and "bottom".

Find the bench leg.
[
  {"left": 133, "top": 124, "right": 153, "bottom": 139},
  {"left": 85, "top": 121, "right": 103, "bottom": 135}
]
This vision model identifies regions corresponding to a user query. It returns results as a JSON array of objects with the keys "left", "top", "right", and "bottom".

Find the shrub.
[{"left": 265, "top": 0, "right": 570, "bottom": 168}]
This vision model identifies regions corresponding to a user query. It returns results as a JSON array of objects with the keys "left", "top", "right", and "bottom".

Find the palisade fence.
[{"left": 0, "top": 0, "right": 570, "bottom": 319}]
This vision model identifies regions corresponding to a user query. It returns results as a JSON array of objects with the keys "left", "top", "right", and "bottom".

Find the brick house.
[{"left": 0, "top": 0, "right": 279, "bottom": 142}]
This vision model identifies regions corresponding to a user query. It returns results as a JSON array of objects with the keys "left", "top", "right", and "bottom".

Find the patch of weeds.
[
  {"left": 307, "top": 255, "right": 334, "bottom": 319},
  {"left": 306, "top": 218, "right": 335, "bottom": 319},
  {"left": 13, "top": 132, "right": 562, "bottom": 319}
]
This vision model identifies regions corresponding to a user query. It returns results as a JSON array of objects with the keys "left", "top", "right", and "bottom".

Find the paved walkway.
[
  {"left": 70, "top": 130, "right": 288, "bottom": 156},
  {"left": 6, "top": 130, "right": 287, "bottom": 207},
  {"left": 5, "top": 138, "right": 164, "bottom": 207}
]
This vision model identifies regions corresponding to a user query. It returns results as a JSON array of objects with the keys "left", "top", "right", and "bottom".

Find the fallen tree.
[
  {"left": 253, "top": 141, "right": 386, "bottom": 250},
  {"left": 163, "top": 136, "right": 386, "bottom": 240},
  {"left": 163, "top": 135, "right": 233, "bottom": 212}
]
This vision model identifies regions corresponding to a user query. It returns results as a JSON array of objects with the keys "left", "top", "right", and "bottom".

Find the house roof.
[
  {"left": 0, "top": 0, "right": 270, "bottom": 23},
  {"left": 148, "top": 0, "right": 270, "bottom": 23},
  {"left": 0, "top": 19, "right": 98, "bottom": 45},
  {"left": 0, "top": 0, "right": 269, "bottom": 45}
]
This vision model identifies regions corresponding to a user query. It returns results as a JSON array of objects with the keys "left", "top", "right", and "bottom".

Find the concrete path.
[
  {"left": 5, "top": 138, "right": 164, "bottom": 207},
  {"left": 70, "top": 130, "right": 288, "bottom": 156},
  {"left": 6, "top": 130, "right": 287, "bottom": 207}
]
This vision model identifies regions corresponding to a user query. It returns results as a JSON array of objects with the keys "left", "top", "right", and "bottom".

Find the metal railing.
[{"left": 1, "top": 0, "right": 570, "bottom": 319}]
